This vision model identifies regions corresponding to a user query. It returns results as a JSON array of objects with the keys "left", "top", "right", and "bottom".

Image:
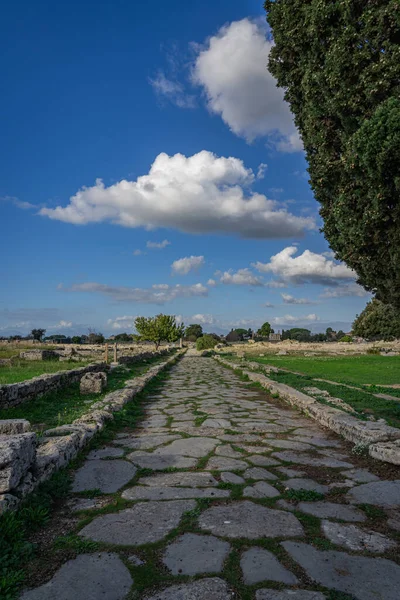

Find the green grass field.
[
  {"left": 249, "top": 354, "right": 400, "bottom": 386},
  {"left": 0, "top": 359, "right": 92, "bottom": 385},
  {"left": 0, "top": 355, "right": 168, "bottom": 431}
]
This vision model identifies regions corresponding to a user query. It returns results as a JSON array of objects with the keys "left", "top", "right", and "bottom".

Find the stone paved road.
[{"left": 21, "top": 356, "right": 400, "bottom": 600}]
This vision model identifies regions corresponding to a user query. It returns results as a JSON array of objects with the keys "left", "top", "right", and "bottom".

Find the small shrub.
[
  {"left": 352, "top": 442, "right": 370, "bottom": 456},
  {"left": 284, "top": 489, "right": 325, "bottom": 502},
  {"left": 196, "top": 335, "right": 217, "bottom": 351},
  {"left": 339, "top": 335, "right": 353, "bottom": 343},
  {"left": 367, "top": 346, "right": 381, "bottom": 355}
]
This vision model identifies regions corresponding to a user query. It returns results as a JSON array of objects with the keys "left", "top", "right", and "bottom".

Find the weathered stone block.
[
  {"left": 0, "top": 433, "right": 37, "bottom": 493},
  {"left": 80, "top": 371, "right": 107, "bottom": 394},
  {"left": 369, "top": 440, "right": 400, "bottom": 465},
  {"left": 0, "top": 419, "right": 31, "bottom": 435}
]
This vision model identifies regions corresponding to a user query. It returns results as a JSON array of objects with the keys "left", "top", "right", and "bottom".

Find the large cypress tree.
[{"left": 265, "top": 0, "right": 400, "bottom": 306}]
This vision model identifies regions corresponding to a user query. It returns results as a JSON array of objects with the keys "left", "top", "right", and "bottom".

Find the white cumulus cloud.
[
  {"left": 320, "top": 283, "right": 370, "bottom": 299},
  {"left": 253, "top": 246, "right": 355, "bottom": 286},
  {"left": 207, "top": 278, "right": 217, "bottom": 287},
  {"left": 271, "top": 314, "right": 319, "bottom": 326},
  {"left": 281, "top": 293, "right": 316, "bottom": 305},
  {"left": 220, "top": 268, "right": 263, "bottom": 286},
  {"left": 190, "top": 313, "right": 216, "bottom": 325},
  {"left": 146, "top": 239, "right": 171, "bottom": 249},
  {"left": 171, "top": 255, "right": 205, "bottom": 276},
  {"left": 149, "top": 71, "right": 196, "bottom": 108},
  {"left": 193, "top": 18, "right": 302, "bottom": 151},
  {"left": 67, "top": 282, "right": 208, "bottom": 304},
  {"left": 39, "top": 151, "right": 314, "bottom": 238},
  {"left": 107, "top": 316, "right": 137, "bottom": 330}
]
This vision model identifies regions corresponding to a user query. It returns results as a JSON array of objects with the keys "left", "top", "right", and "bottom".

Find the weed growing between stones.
[
  {"left": 283, "top": 489, "right": 325, "bottom": 502},
  {"left": 53, "top": 534, "right": 99, "bottom": 553}
]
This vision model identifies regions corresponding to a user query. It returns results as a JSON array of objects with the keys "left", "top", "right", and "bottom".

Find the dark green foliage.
[
  {"left": 196, "top": 334, "right": 218, "bottom": 351},
  {"left": 353, "top": 299, "right": 400, "bottom": 340},
  {"left": 134, "top": 314, "right": 184, "bottom": 349},
  {"left": 265, "top": 0, "right": 400, "bottom": 306},
  {"left": 257, "top": 321, "right": 272, "bottom": 338},
  {"left": 30, "top": 328, "right": 46, "bottom": 341},
  {"left": 184, "top": 324, "right": 203, "bottom": 340},
  {"left": 284, "top": 489, "right": 325, "bottom": 502}
]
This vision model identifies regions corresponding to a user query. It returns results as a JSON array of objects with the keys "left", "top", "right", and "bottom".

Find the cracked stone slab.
[
  {"left": 113, "top": 434, "right": 181, "bottom": 450},
  {"left": 297, "top": 501, "right": 366, "bottom": 522},
  {"left": 126, "top": 452, "right": 197, "bottom": 470},
  {"left": 221, "top": 472, "right": 245, "bottom": 484},
  {"left": 241, "top": 547, "right": 298, "bottom": 585},
  {"left": 256, "top": 591, "right": 327, "bottom": 600},
  {"left": 138, "top": 472, "right": 219, "bottom": 487},
  {"left": 272, "top": 451, "right": 353, "bottom": 469},
  {"left": 322, "top": 520, "right": 397, "bottom": 553},
  {"left": 72, "top": 460, "right": 137, "bottom": 493},
  {"left": 243, "top": 481, "right": 280, "bottom": 498},
  {"left": 153, "top": 437, "right": 219, "bottom": 457},
  {"left": 20, "top": 553, "right": 132, "bottom": 600},
  {"left": 79, "top": 500, "right": 196, "bottom": 545},
  {"left": 346, "top": 480, "right": 400, "bottom": 508},
  {"left": 199, "top": 500, "right": 304, "bottom": 539},
  {"left": 205, "top": 456, "right": 248, "bottom": 471},
  {"left": 266, "top": 439, "right": 314, "bottom": 451},
  {"left": 215, "top": 444, "right": 244, "bottom": 458},
  {"left": 143, "top": 577, "right": 232, "bottom": 600},
  {"left": 202, "top": 418, "right": 231, "bottom": 428},
  {"left": 87, "top": 447, "right": 125, "bottom": 460},
  {"left": 277, "top": 467, "right": 307, "bottom": 478},
  {"left": 244, "top": 467, "right": 278, "bottom": 481},
  {"left": 162, "top": 533, "right": 231, "bottom": 575},
  {"left": 246, "top": 455, "right": 281, "bottom": 467},
  {"left": 122, "top": 486, "right": 230, "bottom": 501},
  {"left": 282, "top": 541, "right": 400, "bottom": 600},
  {"left": 341, "top": 469, "right": 379, "bottom": 483},
  {"left": 284, "top": 479, "right": 328, "bottom": 495}
]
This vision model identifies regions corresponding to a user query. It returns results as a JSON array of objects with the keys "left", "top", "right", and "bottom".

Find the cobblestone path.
[{"left": 22, "top": 356, "right": 400, "bottom": 600}]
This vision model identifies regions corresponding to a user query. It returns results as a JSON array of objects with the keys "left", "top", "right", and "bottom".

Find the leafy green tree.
[
  {"left": 257, "top": 322, "right": 272, "bottom": 338},
  {"left": 265, "top": 0, "right": 400, "bottom": 307},
  {"left": 185, "top": 324, "right": 203, "bottom": 341},
  {"left": 31, "top": 328, "right": 46, "bottom": 341},
  {"left": 283, "top": 328, "right": 312, "bottom": 342},
  {"left": 336, "top": 330, "right": 346, "bottom": 341},
  {"left": 134, "top": 314, "right": 184, "bottom": 349},
  {"left": 71, "top": 336, "right": 82, "bottom": 344},
  {"left": 114, "top": 333, "right": 132, "bottom": 342},
  {"left": 87, "top": 330, "right": 105, "bottom": 344},
  {"left": 196, "top": 334, "right": 218, "bottom": 351},
  {"left": 353, "top": 299, "right": 400, "bottom": 340}
]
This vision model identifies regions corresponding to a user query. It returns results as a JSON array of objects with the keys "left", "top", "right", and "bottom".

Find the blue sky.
[{"left": 0, "top": 0, "right": 370, "bottom": 337}]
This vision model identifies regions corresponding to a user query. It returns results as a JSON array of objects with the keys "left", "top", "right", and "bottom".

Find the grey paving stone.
[
  {"left": 322, "top": 520, "right": 397, "bottom": 552},
  {"left": 87, "top": 447, "right": 125, "bottom": 460},
  {"left": 202, "top": 418, "right": 231, "bottom": 428},
  {"left": 113, "top": 434, "right": 181, "bottom": 450},
  {"left": 346, "top": 480, "right": 400, "bottom": 508},
  {"left": 276, "top": 499, "right": 296, "bottom": 512},
  {"left": 241, "top": 547, "right": 298, "bottom": 585},
  {"left": 256, "top": 591, "right": 326, "bottom": 600},
  {"left": 138, "top": 472, "right": 219, "bottom": 487},
  {"left": 72, "top": 460, "right": 137, "bottom": 493},
  {"left": 221, "top": 472, "right": 245, "bottom": 484},
  {"left": 284, "top": 479, "right": 328, "bottom": 494},
  {"left": 266, "top": 439, "right": 314, "bottom": 451},
  {"left": 247, "top": 455, "right": 281, "bottom": 466},
  {"left": 199, "top": 500, "right": 304, "bottom": 539},
  {"left": 277, "top": 467, "right": 307, "bottom": 478},
  {"left": 282, "top": 541, "right": 400, "bottom": 600},
  {"left": 126, "top": 452, "right": 197, "bottom": 470},
  {"left": 341, "top": 469, "right": 379, "bottom": 483},
  {"left": 162, "top": 533, "right": 231, "bottom": 575},
  {"left": 127, "top": 554, "right": 145, "bottom": 566},
  {"left": 215, "top": 444, "right": 244, "bottom": 458},
  {"left": 20, "top": 553, "right": 132, "bottom": 600},
  {"left": 122, "top": 486, "right": 230, "bottom": 501},
  {"left": 387, "top": 510, "right": 400, "bottom": 532},
  {"left": 154, "top": 437, "right": 219, "bottom": 457},
  {"left": 244, "top": 467, "right": 278, "bottom": 480},
  {"left": 272, "top": 451, "right": 353, "bottom": 469},
  {"left": 243, "top": 481, "right": 280, "bottom": 498},
  {"left": 206, "top": 456, "right": 248, "bottom": 471},
  {"left": 297, "top": 501, "right": 366, "bottom": 522},
  {"left": 79, "top": 500, "right": 196, "bottom": 545},
  {"left": 143, "top": 577, "right": 232, "bottom": 599}
]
